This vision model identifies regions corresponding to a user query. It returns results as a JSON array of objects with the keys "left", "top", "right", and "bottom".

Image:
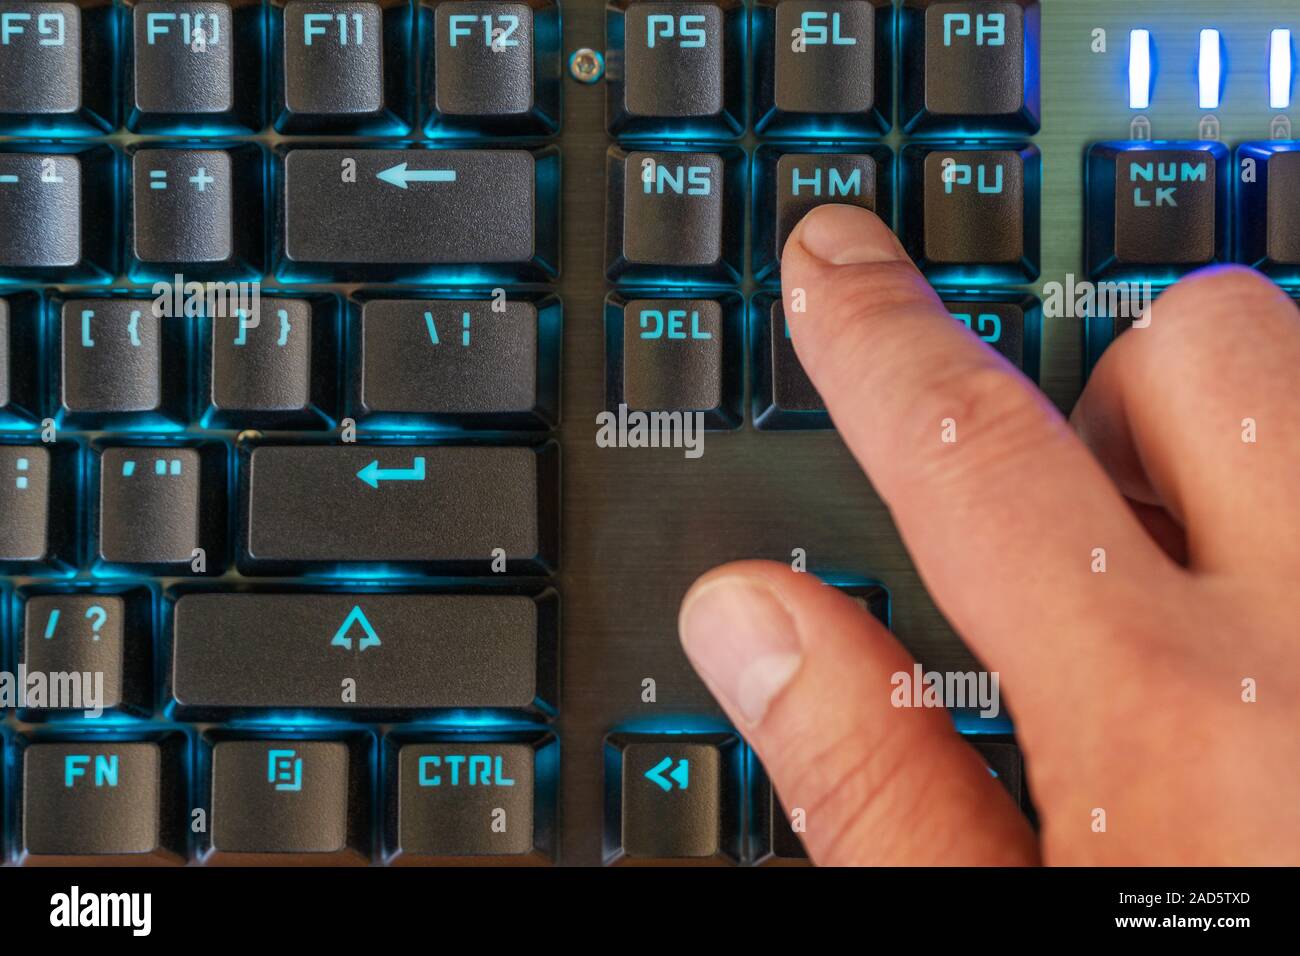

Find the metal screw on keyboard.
[{"left": 569, "top": 48, "right": 605, "bottom": 84}]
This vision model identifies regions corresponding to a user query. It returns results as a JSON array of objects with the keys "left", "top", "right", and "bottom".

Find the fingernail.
[
  {"left": 793, "top": 204, "right": 902, "bottom": 266},
  {"left": 679, "top": 577, "right": 803, "bottom": 726}
]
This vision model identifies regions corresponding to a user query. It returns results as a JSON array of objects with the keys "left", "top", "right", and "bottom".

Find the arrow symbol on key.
[
  {"left": 644, "top": 757, "right": 690, "bottom": 792},
  {"left": 356, "top": 455, "right": 426, "bottom": 489},
  {"left": 376, "top": 163, "right": 457, "bottom": 189}
]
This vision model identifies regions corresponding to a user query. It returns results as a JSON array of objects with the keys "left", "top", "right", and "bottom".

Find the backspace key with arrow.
[{"left": 276, "top": 146, "right": 561, "bottom": 283}]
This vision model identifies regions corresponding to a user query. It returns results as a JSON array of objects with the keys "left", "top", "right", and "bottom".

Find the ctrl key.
[
  {"left": 200, "top": 736, "right": 373, "bottom": 865},
  {"left": 17, "top": 737, "right": 188, "bottom": 865},
  {"left": 603, "top": 733, "right": 741, "bottom": 866}
]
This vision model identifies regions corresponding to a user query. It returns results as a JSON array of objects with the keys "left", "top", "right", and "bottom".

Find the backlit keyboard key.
[
  {"left": 0, "top": 293, "right": 41, "bottom": 425},
  {"left": 171, "top": 591, "right": 558, "bottom": 717},
  {"left": 0, "top": 147, "right": 116, "bottom": 282},
  {"left": 1235, "top": 142, "right": 1300, "bottom": 278},
  {"left": 21, "top": 591, "right": 154, "bottom": 716},
  {"left": 274, "top": 0, "right": 413, "bottom": 132},
  {"left": 604, "top": 293, "right": 742, "bottom": 428},
  {"left": 605, "top": 146, "right": 745, "bottom": 284},
  {"left": 278, "top": 146, "right": 560, "bottom": 282},
  {"left": 18, "top": 737, "right": 188, "bottom": 864},
  {"left": 202, "top": 296, "right": 338, "bottom": 429},
  {"left": 607, "top": 0, "right": 744, "bottom": 137},
  {"left": 202, "top": 736, "right": 372, "bottom": 864},
  {"left": 942, "top": 295, "right": 1041, "bottom": 379},
  {"left": 354, "top": 295, "right": 561, "bottom": 428},
  {"left": 603, "top": 733, "right": 741, "bottom": 865},
  {"left": 1085, "top": 141, "right": 1229, "bottom": 280},
  {"left": 971, "top": 738, "right": 1028, "bottom": 810},
  {"left": 127, "top": 0, "right": 263, "bottom": 133},
  {"left": 0, "top": 0, "right": 115, "bottom": 133},
  {"left": 0, "top": 444, "right": 76, "bottom": 569},
  {"left": 900, "top": 0, "right": 1040, "bottom": 134},
  {"left": 57, "top": 298, "right": 188, "bottom": 427},
  {"left": 238, "top": 442, "right": 558, "bottom": 573},
  {"left": 129, "top": 145, "right": 264, "bottom": 279},
  {"left": 385, "top": 734, "right": 558, "bottom": 863},
  {"left": 753, "top": 0, "right": 892, "bottom": 136},
  {"left": 901, "top": 143, "right": 1040, "bottom": 283},
  {"left": 423, "top": 0, "right": 561, "bottom": 135},
  {"left": 95, "top": 445, "right": 227, "bottom": 573},
  {"left": 754, "top": 145, "right": 893, "bottom": 281},
  {"left": 750, "top": 296, "right": 829, "bottom": 430}
]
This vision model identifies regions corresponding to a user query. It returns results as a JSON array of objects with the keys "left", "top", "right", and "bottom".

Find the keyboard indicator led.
[
  {"left": 1129, "top": 29, "right": 1152, "bottom": 109},
  {"left": 1199, "top": 29, "right": 1222, "bottom": 109},
  {"left": 1271, "top": 29, "right": 1292, "bottom": 109}
]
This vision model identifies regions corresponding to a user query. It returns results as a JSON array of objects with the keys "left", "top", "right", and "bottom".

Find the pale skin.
[{"left": 677, "top": 204, "right": 1300, "bottom": 865}]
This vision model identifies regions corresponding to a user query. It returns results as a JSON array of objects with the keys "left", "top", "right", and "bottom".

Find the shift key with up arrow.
[
  {"left": 277, "top": 147, "right": 561, "bottom": 283},
  {"left": 238, "top": 442, "right": 559, "bottom": 574}
]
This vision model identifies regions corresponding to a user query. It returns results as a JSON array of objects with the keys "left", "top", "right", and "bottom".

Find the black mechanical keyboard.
[{"left": 0, "top": 0, "right": 1296, "bottom": 868}]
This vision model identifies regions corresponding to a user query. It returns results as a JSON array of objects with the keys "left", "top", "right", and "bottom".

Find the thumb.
[{"left": 679, "top": 562, "right": 1038, "bottom": 866}]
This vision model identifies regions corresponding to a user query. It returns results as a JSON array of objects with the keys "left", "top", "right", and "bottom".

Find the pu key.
[
  {"left": 129, "top": 146, "right": 264, "bottom": 279},
  {"left": 127, "top": 0, "right": 262, "bottom": 132},
  {"left": 274, "top": 0, "right": 413, "bottom": 132},
  {"left": 0, "top": 0, "right": 116, "bottom": 133},
  {"left": 425, "top": 0, "right": 561, "bottom": 135},
  {"left": 607, "top": 0, "right": 744, "bottom": 137}
]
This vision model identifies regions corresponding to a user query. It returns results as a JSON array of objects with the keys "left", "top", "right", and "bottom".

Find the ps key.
[
  {"left": 942, "top": 295, "right": 1041, "bottom": 380},
  {"left": 901, "top": 0, "right": 1040, "bottom": 134},
  {"left": 604, "top": 293, "right": 742, "bottom": 429},
  {"left": 21, "top": 591, "right": 154, "bottom": 717},
  {"left": 753, "top": 0, "right": 893, "bottom": 136},
  {"left": 901, "top": 144, "right": 1040, "bottom": 283},
  {"left": 126, "top": 0, "right": 263, "bottom": 132},
  {"left": 607, "top": 0, "right": 745, "bottom": 137},
  {"left": 423, "top": 0, "right": 561, "bottom": 135},
  {"left": 0, "top": 0, "right": 116, "bottom": 133},
  {"left": 274, "top": 0, "right": 413, "bottom": 133},
  {"left": 57, "top": 298, "right": 189, "bottom": 428}
]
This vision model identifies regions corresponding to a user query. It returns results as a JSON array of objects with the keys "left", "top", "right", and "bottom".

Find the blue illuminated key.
[
  {"left": 19, "top": 737, "right": 188, "bottom": 864},
  {"left": 0, "top": 444, "right": 76, "bottom": 570},
  {"left": 203, "top": 296, "right": 337, "bottom": 429},
  {"left": 203, "top": 736, "right": 372, "bottom": 864},
  {"left": 605, "top": 294, "right": 742, "bottom": 428},
  {"left": 1235, "top": 142, "right": 1300, "bottom": 280},
  {"left": 128, "top": 146, "right": 264, "bottom": 279},
  {"left": 0, "top": 293, "right": 41, "bottom": 425},
  {"left": 605, "top": 146, "right": 745, "bottom": 284},
  {"left": 424, "top": 0, "right": 560, "bottom": 135},
  {"left": 753, "top": 0, "right": 892, "bottom": 136},
  {"left": 751, "top": 296, "right": 828, "bottom": 431},
  {"left": 0, "top": 0, "right": 116, "bottom": 133},
  {"left": 355, "top": 296, "right": 560, "bottom": 428},
  {"left": 604, "top": 733, "right": 742, "bottom": 865},
  {"left": 900, "top": 0, "right": 1040, "bottom": 134},
  {"left": 942, "top": 295, "right": 1041, "bottom": 380},
  {"left": 1086, "top": 141, "right": 1229, "bottom": 280},
  {"left": 95, "top": 445, "right": 227, "bottom": 573},
  {"left": 128, "top": 0, "right": 263, "bottom": 133},
  {"left": 901, "top": 144, "right": 1040, "bottom": 283},
  {"left": 274, "top": 0, "right": 413, "bottom": 132},
  {"left": 0, "top": 146, "right": 116, "bottom": 281},
  {"left": 58, "top": 298, "right": 188, "bottom": 427},
  {"left": 607, "top": 0, "right": 744, "bottom": 137},
  {"left": 386, "top": 735, "right": 558, "bottom": 863},
  {"left": 972, "top": 738, "right": 1029, "bottom": 811},
  {"left": 754, "top": 146, "right": 893, "bottom": 281},
  {"left": 21, "top": 591, "right": 153, "bottom": 716}
]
